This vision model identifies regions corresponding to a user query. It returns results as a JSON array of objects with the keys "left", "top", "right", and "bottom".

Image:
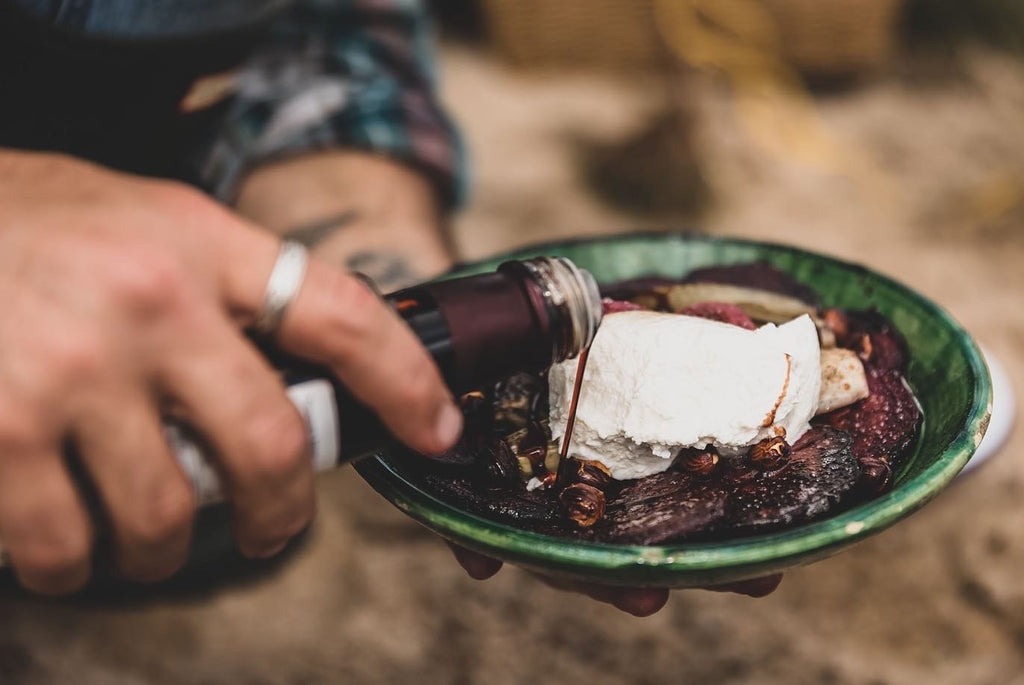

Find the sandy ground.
[{"left": 2, "top": 45, "right": 1024, "bottom": 685}]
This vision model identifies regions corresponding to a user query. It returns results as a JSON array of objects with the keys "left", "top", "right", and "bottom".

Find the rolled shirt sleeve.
[{"left": 200, "top": 0, "right": 468, "bottom": 210}]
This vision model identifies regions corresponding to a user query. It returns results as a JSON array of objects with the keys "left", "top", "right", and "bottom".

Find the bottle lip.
[
  {"left": 552, "top": 257, "right": 603, "bottom": 354},
  {"left": 516, "top": 257, "right": 604, "bottom": 362}
]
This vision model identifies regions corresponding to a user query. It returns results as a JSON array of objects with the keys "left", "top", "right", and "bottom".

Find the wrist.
[{"left": 235, "top": 150, "right": 455, "bottom": 291}]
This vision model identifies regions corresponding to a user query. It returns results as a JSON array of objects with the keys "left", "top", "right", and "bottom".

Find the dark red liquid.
[{"left": 559, "top": 346, "right": 591, "bottom": 463}]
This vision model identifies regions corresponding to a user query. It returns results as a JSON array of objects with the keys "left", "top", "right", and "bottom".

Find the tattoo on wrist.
[
  {"left": 284, "top": 210, "right": 359, "bottom": 248},
  {"left": 346, "top": 250, "right": 422, "bottom": 292}
]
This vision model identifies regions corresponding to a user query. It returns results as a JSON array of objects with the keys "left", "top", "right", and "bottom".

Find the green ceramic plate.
[{"left": 355, "top": 234, "right": 992, "bottom": 588}]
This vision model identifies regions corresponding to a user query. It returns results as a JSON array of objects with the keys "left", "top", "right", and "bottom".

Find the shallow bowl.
[{"left": 356, "top": 234, "right": 992, "bottom": 587}]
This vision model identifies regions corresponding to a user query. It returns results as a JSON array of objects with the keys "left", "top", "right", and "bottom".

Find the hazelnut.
[
  {"left": 515, "top": 420, "right": 552, "bottom": 479},
  {"left": 858, "top": 456, "right": 892, "bottom": 493},
  {"left": 559, "top": 483, "right": 607, "bottom": 528},
  {"left": 749, "top": 436, "right": 790, "bottom": 471},
  {"left": 681, "top": 449, "right": 719, "bottom": 477},
  {"left": 562, "top": 457, "right": 612, "bottom": 490},
  {"left": 480, "top": 440, "right": 522, "bottom": 487}
]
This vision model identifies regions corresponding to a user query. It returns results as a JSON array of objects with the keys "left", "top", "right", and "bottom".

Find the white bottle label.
[
  {"left": 0, "top": 379, "right": 341, "bottom": 567},
  {"left": 166, "top": 379, "right": 341, "bottom": 505}
]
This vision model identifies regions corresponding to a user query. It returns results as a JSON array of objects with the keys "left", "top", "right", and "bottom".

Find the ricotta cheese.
[{"left": 548, "top": 311, "right": 822, "bottom": 480}]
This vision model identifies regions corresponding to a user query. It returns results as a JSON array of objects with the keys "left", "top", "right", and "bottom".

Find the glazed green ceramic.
[{"left": 355, "top": 234, "right": 992, "bottom": 587}]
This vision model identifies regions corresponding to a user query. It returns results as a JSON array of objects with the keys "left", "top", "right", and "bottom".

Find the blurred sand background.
[{"left": 2, "top": 2, "right": 1024, "bottom": 683}]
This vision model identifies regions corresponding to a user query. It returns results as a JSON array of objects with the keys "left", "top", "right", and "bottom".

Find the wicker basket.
[
  {"left": 761, "top": 0, "right": 904, "bottom": 76},
  {"left": 481, "top": 0, "right": 904, "bottom": 76},
  {"left": 481, "top": 0, "right": 665, "bottom": 69}
]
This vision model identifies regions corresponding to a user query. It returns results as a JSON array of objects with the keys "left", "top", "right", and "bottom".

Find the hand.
[
  {"left": 448, "top": 545, "right": 783, "bottom": 617},
  {"left": 0, "top": 150, "right": 462, "bottom": 595}
]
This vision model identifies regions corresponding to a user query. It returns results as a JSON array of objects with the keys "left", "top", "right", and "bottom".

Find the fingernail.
[{"left": 434, "top": 403, "right": 464, "bottom": 451}]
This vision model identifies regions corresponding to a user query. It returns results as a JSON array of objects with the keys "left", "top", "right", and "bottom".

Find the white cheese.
[{"left": 548, "top": 311, "right": 821, "bottom": 480}]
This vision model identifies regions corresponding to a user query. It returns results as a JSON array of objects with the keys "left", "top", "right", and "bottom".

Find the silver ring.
[{"left": 253, "top": 241, "right": 309, "bottom": 337}]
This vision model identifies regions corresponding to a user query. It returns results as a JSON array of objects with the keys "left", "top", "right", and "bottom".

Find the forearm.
[{"left": 235, "top": 151, "right": 455, "bottom": 291}]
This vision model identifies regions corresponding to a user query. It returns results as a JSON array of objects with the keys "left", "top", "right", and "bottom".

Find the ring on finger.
[{"left": 252, "top": 241, "right": 309, "bottom": 338}]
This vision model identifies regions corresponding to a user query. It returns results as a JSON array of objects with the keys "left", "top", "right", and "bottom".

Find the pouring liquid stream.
[{"left": 559, "top": 346, "right": 591, "bottom": 465}]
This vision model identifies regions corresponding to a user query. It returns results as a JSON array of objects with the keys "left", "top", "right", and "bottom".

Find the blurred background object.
[
  {"left": 479, "top": 0, "right": 905, "bottom": 79},
  {"left": 466, "top": 0, "right": 911, "bottom": 218},
  {"left": 479, "top": 0, "right": 664, "bottom": 70},
  {"left": 902, "top": 0, "right": 1024, "bottom": 55}
]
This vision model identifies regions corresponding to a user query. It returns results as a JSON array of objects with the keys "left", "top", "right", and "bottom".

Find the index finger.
[{"left": 219, "top": 226, "right": 462, "bottom": 456}]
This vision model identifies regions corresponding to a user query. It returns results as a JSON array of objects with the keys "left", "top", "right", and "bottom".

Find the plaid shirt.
[{"left": 5, "top": 0, "right": 467, "bottom": 208}]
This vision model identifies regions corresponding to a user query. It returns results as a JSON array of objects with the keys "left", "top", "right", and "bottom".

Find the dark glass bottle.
[{"left": 172, "top": 257, "right": 604, "bottom": 504}]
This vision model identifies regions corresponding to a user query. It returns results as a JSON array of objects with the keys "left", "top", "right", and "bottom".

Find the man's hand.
[
  {"left": 0, "top": 150, "right": 462, "bottom": 595},
  {"left": 449, "top": 545, "right": 783, "bottom": 617}
]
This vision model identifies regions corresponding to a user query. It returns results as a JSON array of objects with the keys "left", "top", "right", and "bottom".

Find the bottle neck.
[
  {"left": 389, "top": 257, "right": 603, "bottom": 394},
  {"left": 498, "top": 257, "right": 603, "bottom": 363}
]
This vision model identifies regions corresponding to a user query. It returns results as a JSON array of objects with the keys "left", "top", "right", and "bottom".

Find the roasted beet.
[
  {"left": 604, "top": 297, "right": 756, "bottom": 329},
  {"left": 816, "top": 366, "right": 921, "bottom": 473},
  {"left": 679, "top": 301, "right": 756, "bottom": 330},
  {"left": 421, "top": 473, "right": 565, "bottom": 533},
  {"left": 816, "top": 306, "right": 918, "bottom": 490},
  {"left": 835, "top": 310, "right": 909, "bottom": 371},
  {"left": 602, "top": 298, "right": 649, "bottom": 314},
  {"left": 591, "top": 428, "right": 858, "bottom": 543},
  {"left": 414, "top": 428, "right": 859, "bottom": 544},
  {"left": 717, "top": 427, "right": 859, "bottom": 536},
  {"left": 595, "top": 473, "right": 729, "bottom": 545}
]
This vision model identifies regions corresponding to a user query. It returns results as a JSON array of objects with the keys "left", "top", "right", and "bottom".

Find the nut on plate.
[
  {"left": 480, "top": 440, "right": 523, "bottom": 488},
  {"left": 559, "top": 483, "right": 607, "bottom": 528},
  {"left": 749, "top": 436, "right": 790, "bottom": 471},
  {"left": 681, "top": 449, "right": 719, "bottom": 476},
  {"left": 858, "top": 455, "right": 892, "bottom": 493},
  {"left": 562, "top": 457, "right": 612, "bottom": 490}
]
